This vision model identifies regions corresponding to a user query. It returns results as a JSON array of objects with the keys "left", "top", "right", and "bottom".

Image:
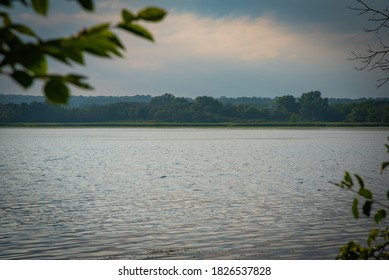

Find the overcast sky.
[{"left": 1, "top": 0, "right": 388, "bottom": 99}]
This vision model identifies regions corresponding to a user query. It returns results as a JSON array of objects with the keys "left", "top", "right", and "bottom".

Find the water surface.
[{"left": 0, "top": 128, "right": 388, "bottom": 259}]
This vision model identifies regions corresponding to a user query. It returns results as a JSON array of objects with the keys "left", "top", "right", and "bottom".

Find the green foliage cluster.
[
  {"left": 1, "top": 92, "right": 389, "bottom": 124},
  {"left": 276, "top": 92, "right": 389, "bottom": 123},
  {"left": 0, "top": 0, "right": 166, "bottom": 104},
  {"left": 333, "top": 139, "right": 389, "bottom": 259}
]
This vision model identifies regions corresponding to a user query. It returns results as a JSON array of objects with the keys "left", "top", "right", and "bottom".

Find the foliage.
[
  {"left": 349, "top": 0, "right": 389, "bottom": 87},
  {"left": 332, "top": 138, "right": 389, "bottom": 259},
  {"left": 0, "top": 0, "right": 166, "bottom": 104},
  {"left": 1, "top": 92, "right": 389, "bottom": 124}
]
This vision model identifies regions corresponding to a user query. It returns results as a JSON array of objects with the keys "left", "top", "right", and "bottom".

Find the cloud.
[
  {"left": 114, "top": 11, "right": 361, "bottom": 71},
  {"left": 151, "top": 13, "right": 302, "bottom": 61},
  {"left": 16, "top": 5, "right": 358, "bottom": 67}
]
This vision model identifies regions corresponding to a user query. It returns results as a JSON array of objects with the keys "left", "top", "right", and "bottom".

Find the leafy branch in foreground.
[
  {"left": 331, "top": 137, "right": 389, "bottom": 259},
  {"left": 348, "top": 0, "right": 389, "bottom": 87},
  {"left": 0, "top": 0, "right": 167, "bottom": 104}
]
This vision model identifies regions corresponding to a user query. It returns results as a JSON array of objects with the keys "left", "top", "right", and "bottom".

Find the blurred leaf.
[
  {"left": 66, "top": 74, "right": 93, "bottom": 90},
  {"left": 84, "top": 23, "right": 110, "bottom": 35},
  {"left": 62, "top": 46, "right": 85, "bottom": 64},
  {"left": 0, "top": 12, "right": 12, "bottom": 26},
  {"left": 0, "top": 0, "right": 12, "bottom": 7},
  {"left": 64, "top": 33, "right": 122, "bottom": 58},
  {"left": 362, "top": 201, "right": 372, "bottom": 217},
  {"left": 352, "top": 198, "right": 359, "bottom": 219},
  {"left": 122, "top": 9, "right": 136, "bottom": 22},
  {"left": 374, "top": 209, "right": 386, "bottom": 223},
  {"left": 107, "top": 34, "right": 124, "bottom": 50},
  {"left": 77, "top": 0, "right": 93, "bottom": 11},
  {"left": 44, "top": 78, "right": 69, "bottom": 104},
  {"left": 358, "top": 188, "right": 372, "bottom": 199},
  {"left": 1, "top": 29, "right": 23, "bottom": 49},
  {"left": 354, "top": 174, "right": 364, "bottom": 189},
  {"left": 43, "top": 39, "right": 85, "bottom": 65},
  {"left": 20, "top": 50, "right": 47, "bottom": 75},
  {"left": 367, "top": 229, "right": 380, "bottom": 246},
  {"left": 11, "top": 24, "right": 37, "bottom": 37},
  {"left": 41, "top": 43, "right": 70, "bottom": 64},
  {"left": 344, "top": 171, "right": 353, "bottom": 184},
  {"left": 381, "top": 161, "right": 389, "bottom": 173},
  {"left": 117, "top": 22, "right": 154, "bottom": 41},
  {"left": 67, "top": 49, "right": 84, "bottom": 64},
  {"left": 137, "top": 7, "right": 167, "bottom": 22},
  {"left": 64, "top": 23, "right": 124, "bottom": 57},
  {"left": 11, "top": 70, "right": 33, "bottom": 88},
  {"left": 32, "top": 0, "right": 49, "bottom": 16}
]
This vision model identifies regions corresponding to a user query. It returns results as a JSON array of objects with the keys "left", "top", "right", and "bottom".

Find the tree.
[
  {"left": 194, "top": 96, "right": 223, "bottom": 114},
  {"left": 0, "top": 0, "right": 166, "bottom": 104},
  {"left": 150, "top": 93, "right": 176, "bottom": 106},
  {"left": 275, "top": 95, "right": 300, "bottom": 114},
  {"left": 299, "top": 91, "right": 329, "bottom": 121},
  {"left": 349, "top": 0, "right": 389, "bottom": 87}
]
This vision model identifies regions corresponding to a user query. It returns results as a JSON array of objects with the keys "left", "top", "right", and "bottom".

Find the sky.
[{"left": 1, "top": 0, "right": 389, "bottom": 99}]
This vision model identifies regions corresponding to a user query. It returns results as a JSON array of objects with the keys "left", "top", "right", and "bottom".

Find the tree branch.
[{"left": 349, "top": 0, "right": 389, "bottom": 87}]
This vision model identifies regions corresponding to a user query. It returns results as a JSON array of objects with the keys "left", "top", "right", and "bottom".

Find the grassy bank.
[{"left": 1, "top": 121, "right": 389, "bottom": 128}]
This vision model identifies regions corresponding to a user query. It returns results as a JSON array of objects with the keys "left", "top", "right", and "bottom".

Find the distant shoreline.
[{"left": 1, "top": 122, "right": 389, "bottom": 128}]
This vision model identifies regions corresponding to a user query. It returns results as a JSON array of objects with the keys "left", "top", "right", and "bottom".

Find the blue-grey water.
[{"left": 0, "top": 128, "right": 388, "bottom": 259}]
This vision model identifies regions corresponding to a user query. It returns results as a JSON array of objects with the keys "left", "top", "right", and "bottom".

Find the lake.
[{"left": 0, "top": 127, "right": 388, "bottom": 259}]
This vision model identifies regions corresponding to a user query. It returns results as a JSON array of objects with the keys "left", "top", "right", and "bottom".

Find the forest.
[{"left": 0, "top": 91, "right": 388, "bottom": 124}]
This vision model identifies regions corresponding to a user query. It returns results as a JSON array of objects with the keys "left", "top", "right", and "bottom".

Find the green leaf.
[
  {"left": 44, "top": 78, "right": 69, "bottom": 104},
  {"left": 352, "top": 198, "right": 359, "bottom": 219},
  {"left": 0, "top": 12, "right": 12, "bottom": 26},
  {"left": 20, "top": 51, "right": 47, "bottom": 75},
  {"left": 84, "top": 23, "right": 110, "bottom": 35},
  {"left": 117, "top": 22, "right": 154, "bottom": 41},
  {"left": 77, "top": 0, "right": 94, "bottom": 11},
  {"left": 32, "top": 0, "right": 49, "bottom": 16},
  {"left": 137, "top": 7, "right": 167, "bottom": 22},
  {"left": 1, "top": 29, "right": 23, "bottom": 49},
  {"left": 122, "top": 9, "right": 136, "bottom": 22},
  {"left": 367, "top": 229, "right": 380, "bottom": 246},
  {"left": 63, "top": 48, "right": 85, "bottom": 64},
  {"left": 358, "top": 188, "right": 372, "bottom": 199},
  {"left": 11, "top": 70, "right": 33, "bottom": 88},
  {"left": 41, "top": 44, "right": 71, "bottom": 65},
  {"left": 354, "top": 174, "right": 364, "bottom": 189},
  {"left": 107, "top": 34, "right": 125, "bottom": 50},
  {"left": 381, "top": 161, "right": 389, "bottom": 173},
  {"left": 344, "top": 171, "right": 353, "bottom": 184},
  {"left": 65, "top": 74, "right": 93, "bottom": 90},
  {"left": 64, "top": 31, "right": 123, "bottom": 58},
  {"left": 11, "top": 24, "right": 37, "bottom": 37},
  {"left": 374, "top": 209, "right": 386, "bottom": 224},
  {"left": 362, "top": 201, "right": 372, "bottom": 217}
]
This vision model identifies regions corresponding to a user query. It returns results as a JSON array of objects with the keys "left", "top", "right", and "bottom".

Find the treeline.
[
  {"left": 0, "top": 91, "right": 388, "bottom": 123},
  {"left": 0, "top": 94, "right": 151, "bottom": 107}
]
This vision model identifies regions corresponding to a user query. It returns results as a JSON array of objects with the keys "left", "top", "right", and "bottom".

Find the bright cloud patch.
[
  {"left": 155, "top": 13, "right": 300, "bottom": 61},
  {"left": 117, "top": 11, "right": 355, "bottom": 71}
]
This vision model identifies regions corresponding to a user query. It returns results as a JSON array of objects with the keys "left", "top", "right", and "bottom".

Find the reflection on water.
[{"left": 0, "top": 128, "right": 388, "bottom": 259}]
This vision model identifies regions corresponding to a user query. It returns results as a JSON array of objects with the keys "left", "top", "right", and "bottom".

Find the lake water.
[{"left": 0, "top": 128, "right": 388, "bottom": 259}]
